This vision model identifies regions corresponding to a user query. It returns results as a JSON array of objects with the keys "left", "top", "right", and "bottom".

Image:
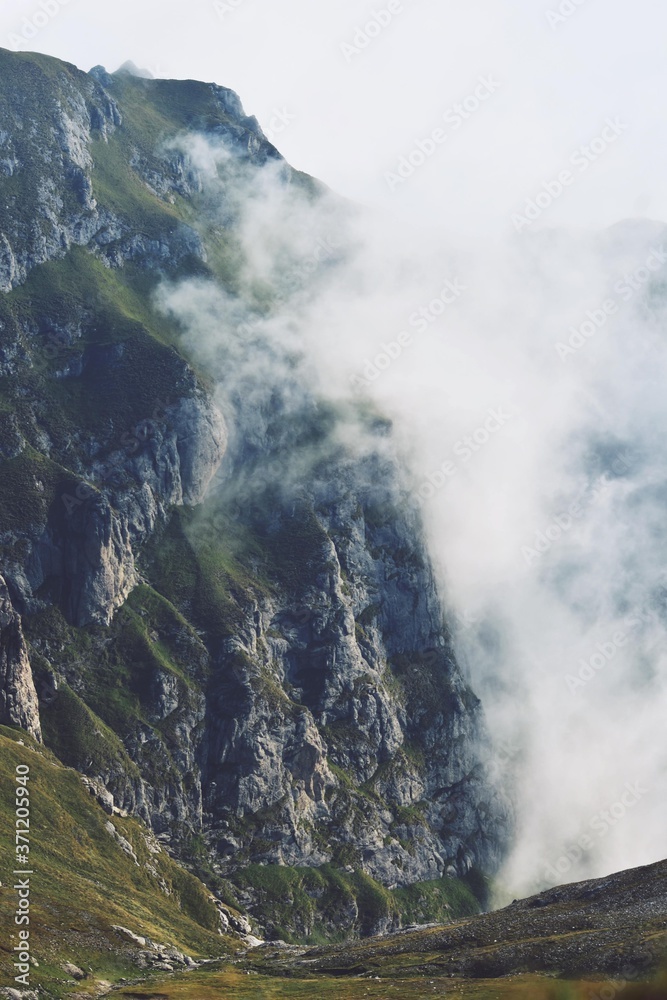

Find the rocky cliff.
[
  {"left": 0, "top": 574, "right": 40, "bottom": 738},
  {"left": 0, "top": 47, "right": 509, "bottom": 941}
]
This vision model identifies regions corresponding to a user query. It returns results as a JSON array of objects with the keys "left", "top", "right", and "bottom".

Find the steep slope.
[
  {"left": 0, "top": 47, "right": 510, "bottom": 941},
  {"left": 0, "top": 725, "right": 243, "bottom": 998},
  {"left": 0, "top": 576, "right": 40, "bottom": 739}
]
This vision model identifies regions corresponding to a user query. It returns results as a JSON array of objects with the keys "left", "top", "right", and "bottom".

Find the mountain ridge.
[{"left": 0, "top": 46, "right": 509, "bottom": 947}]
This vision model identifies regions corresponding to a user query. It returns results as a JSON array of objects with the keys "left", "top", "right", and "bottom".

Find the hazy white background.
[
  {"left": 2, "top": 0, "right": 667, "bottom": 898},
  {"left": 1, "top": 0, "right": 667, "bottom": 235}
]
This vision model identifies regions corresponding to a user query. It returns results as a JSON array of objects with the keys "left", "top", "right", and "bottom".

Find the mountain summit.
[{"left": 0, "top": 47, "right": 509, "bottom": 946}]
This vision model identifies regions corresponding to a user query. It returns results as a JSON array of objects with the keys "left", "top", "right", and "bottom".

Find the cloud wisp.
[{"left": 157, "top": 134, "right": 667, "bottom": 901}]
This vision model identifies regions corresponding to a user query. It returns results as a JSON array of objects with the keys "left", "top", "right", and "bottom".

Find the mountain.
[
  {"left": 0, "top": 45, "right": 510, "bottom": 951},
  {"left": 0, "top": 721, "right": 663, "bottom": 997},
  {"left": 0, "top": 724, "right": 244, "bottom": 992},
  {"left": 144, "top": 858, "right": 666, "bottom": 1000},
  {"left": 271, "top": 856, "right": 667, "bottom": 982}
]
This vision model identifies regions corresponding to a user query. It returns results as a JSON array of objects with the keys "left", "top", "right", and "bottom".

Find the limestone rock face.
[
  {"left": 0, "top": 48, "right": 510, "bottom": 940},
  {"left": 194, "top": 432, "right": 509, "bottom": 886},
  {"left": 0, "top": 50, "right": 279, "bottom": 294},
  {"left": 0, "top": 575, "right": 41, "bottom": 740}
]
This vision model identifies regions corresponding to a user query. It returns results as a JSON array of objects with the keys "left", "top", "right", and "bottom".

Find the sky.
[
  {"left": 1, "top": 0, "right": 667, "bottom": 236},
  {"left": 2, "top": 0, "right": 667, "bottom": 897}
]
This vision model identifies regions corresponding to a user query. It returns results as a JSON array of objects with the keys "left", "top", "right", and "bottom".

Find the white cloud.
[{"left": 3, "top": 0, "right": 667, "bottom": 896}]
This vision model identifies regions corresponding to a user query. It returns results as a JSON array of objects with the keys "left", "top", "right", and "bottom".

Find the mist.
[{"left": 154, "top": 130, "right": 667, "bottom": 902}]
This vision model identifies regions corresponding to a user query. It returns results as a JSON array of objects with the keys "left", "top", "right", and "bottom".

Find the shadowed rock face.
[
  {"left": 0, "top": 575, "right": 40, "bottom": 740},
  {"left": 0, "top": 47, "right": 510, "bottom": 939}
]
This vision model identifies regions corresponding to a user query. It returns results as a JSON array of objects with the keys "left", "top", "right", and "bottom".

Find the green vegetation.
[
  {"left": 244, "top": 490, "right": 332, "bottom": 594},
  {"left": 26, "top": 590, "right": 206, "bottom": 737},
  {"left": 226, "top": 863, "right": 483, "bottom": 945},
  {"left": 0, "top": 726, "right": 234, "bottom": 998},
  {"left": 0, "top": 51, "right": 88, "bottom": 235},
  {"left": 90, "top": 72, "right": 255, "bottom": 291},
  {"left": 141, "top": 508, "right": 272, "bottom": 639},
  {"left": 39, "top": 681, "right": 141, "bottom": 783},
  {"left": 393, "top": 873, "right": 485, "bottom": 924},
  {"left": 114, "top": 969, "right": 603, "bottom": 1000},
  {"left": 0, "top": 449, "right": 79, "bottom": 533},
  {"left": 356, "top": 603, "right": 380, "bottom": 628},
  {"left": 91, "top": 128, "right": 183, "bottom": 240},
  {"left": 23, "top": 589, "right": 210, "bottom": 819},
  {"left": 388, "top": 649, "right": 481, "bottom": 735},
  {"left": 0, "top": 249, "right": 199, "bottom": 504}
]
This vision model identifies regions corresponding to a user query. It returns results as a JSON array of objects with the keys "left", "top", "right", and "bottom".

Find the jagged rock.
[
  {"left": 81, "top": 776, "right": 114, "bottom": 815},
  {"left": 104, "top": 823, "right": 138, "bottom": 863},
  {"left": 0, "top": 49, "right": 274, "bottom": 295},
  {"left": 227, "top": 912, "right": 253, "bottom": 935},
  {"left": 242, "top": 934, "right": 265, "bottom": 948},
  {"left": 157, "top": 945, "right": 188, "bottom": 965},
  {"left": 0, "top": 392, "right": 226, "bottom": 628},
  {"left": 196, "top": 443, "right": 508, "bottom": 886},
  {"left": 0, "top": 576, "right": 41, "bottom": 740},
  {"left": 111, "top": 925, "right": 146, "bottom": 947},
  {"left": 61, "top": 962, "right": 85, "bottom": 980},
  {"left": 61, "top": 494, "right": 137, "bottom": 627}
]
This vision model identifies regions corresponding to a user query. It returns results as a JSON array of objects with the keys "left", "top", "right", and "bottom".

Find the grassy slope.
[
  {"left": 291, "top": 861, "right": 667, "bottom": 980},
  {"left": 0, "top": 247, "right": 198, "bottom": 454},
  {"left": 113, "top": 967, "right": 591, "bottom": 1000},
  {"left": 114, "top": 969, "right": 667, "bottom": 1000},
  {"left": 226, "top": 864, "right": 484, "bottom": 946},
  {"left": 113, "top": 969, "right": 667, "bottom": 1000},
  {"left": 0, "top": 726, "right": 237, "bottom": 998},
  {"left": 109, "top": 892, "right": 667, "bottom": 1000}
]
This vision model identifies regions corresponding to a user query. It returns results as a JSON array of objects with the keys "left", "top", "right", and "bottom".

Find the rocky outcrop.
[
  {"left": 198, "top": 444, "right": 507, "bottom": 887},
  {"left": 0, "top": 49, "right": 280, "bottom": 294},
  {"left": 57, "top": 393, "right": 227, "bottom": 626},
  {"left": 0, "top": 48, "right": 509, "bottom": 942},
  {"left": 0, "top": 575, "right": 41, "bottom": 740},
  {"left": 0, "top": 390, "right": 226, "bottom": 627},
  {"left": 60, "top": 493, "right": 137, "bottom": 626},
  {"left": 0, "top": 52, "right": 122, "bottom": 292}
]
